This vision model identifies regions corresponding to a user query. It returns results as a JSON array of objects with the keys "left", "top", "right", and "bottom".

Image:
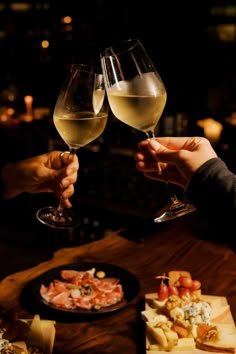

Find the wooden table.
[{"left": 0, "top": 211, "right": 236, "bottom": 354}]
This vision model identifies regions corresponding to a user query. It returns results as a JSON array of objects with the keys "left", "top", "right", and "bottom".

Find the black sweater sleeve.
[{"left": 186, "top": 157, "right": 236, "bottom": 227}]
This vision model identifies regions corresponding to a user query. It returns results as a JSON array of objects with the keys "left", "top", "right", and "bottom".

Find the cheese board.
[{"left": 143, "top": 293, "right": 236, "bottom": 354}]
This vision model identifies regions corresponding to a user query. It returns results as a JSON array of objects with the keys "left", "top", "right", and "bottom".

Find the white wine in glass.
[
  {"left": 100, "top": 38, "right": 195, "bottom": 223},
  {"left": 36, "top": 64, "right": 108, "bottom": 229}
]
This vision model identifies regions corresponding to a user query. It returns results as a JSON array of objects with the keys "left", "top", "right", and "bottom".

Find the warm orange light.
[
  {"left": 62, "top": 16, "right": 72, "bottom": 24},
  {"left": 10, "top": 3, "right": 32, "bottom": 11},
  {"left": 41, "top": 40, "right": 49, "bottom": 48},
  {"left": 24, "top": 95, "right": 33, "bottom": 104},
  {"left": 6, "top": 108, "right": 15, "bottom": 116},
  {"left": 0, "top": 113, "right": 8, "bottom": 123},
  {"left": 24, "top": 95, "right": 33, "bottom": 121},
  {"left": 197, "top": 118, "right": 223, "bottom": 144}
]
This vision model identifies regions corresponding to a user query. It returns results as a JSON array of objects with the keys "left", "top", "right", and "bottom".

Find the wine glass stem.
[
  {"left": 166, "top": 182, "right": 181, "bottom": 205},
  {"left": 145, "top": 131, "right": 182, "bottom": 207},
  {"left": 146, "top": 131, "right": 155, "bottom": 139},
  {"left": 57, "top": 148, "right": 77, "bottom": 212},
  {"left": 145, "top": 130, "right": 161, "bottom": 173},
  {"left": 57, "top": 198, "right": 64, "bottom": 212}
]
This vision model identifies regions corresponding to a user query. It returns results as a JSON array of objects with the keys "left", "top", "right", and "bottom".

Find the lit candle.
[{"left": 23, "top": 95, "right": 33, "bottom": 121}]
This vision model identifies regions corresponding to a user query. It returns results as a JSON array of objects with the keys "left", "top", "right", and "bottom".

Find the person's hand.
[
  {"left": 1, "top": 151, "right": 79, "bottom": 207},
  {"left": 135, "top": 137, "right": 218, "bottom": 189}
]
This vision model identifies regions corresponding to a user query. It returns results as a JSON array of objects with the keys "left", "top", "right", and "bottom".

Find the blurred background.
[{"left": 0, "top": 0, "right": 235, "bottom": 246}]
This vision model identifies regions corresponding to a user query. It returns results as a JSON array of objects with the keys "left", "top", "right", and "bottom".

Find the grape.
[
  {"left": 155, "top": 272, "right": 202, "bottom": 301},
  {"left": 178, "top": 287, "right": 191, "bottom": 297},
  {"left": 190, "top": 279, "right": 201, "bottom": 291},
  {"left": 168, "top": 285, "right": 179, "bottom": 296},
  {"left": 158, "top": 282, "right": 169, "bottom": 301},
  {"left": 179, "top": 276, "right": 193, "bottom": 288}
]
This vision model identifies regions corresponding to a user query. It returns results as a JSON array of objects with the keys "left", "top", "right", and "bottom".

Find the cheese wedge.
[
  {"left": 141, "top": 309, "right": 168, "bottom": 323},
  {"left": 163, "top": 327, "right": 178, "bottom": 349},
  {"left": 25, "top": 314, "right": 44, "bottom": 350},
  {"left": 145, "top": 294, "right": 167, "bottom": 311},
  {"left": 146, "top": 321, "right": 178, "bottom": 350},
  {"left": 23, "top": 315, "right": 56, "bottom": 354},
  {"left": 146, "top": 322, "right": 169, "bottom": 348},
  {"left": 152, "top": 299, "right": 168, "bottom": 311},
  {"left": 41, "top": 319, "right": 56, "bottom": 354}
]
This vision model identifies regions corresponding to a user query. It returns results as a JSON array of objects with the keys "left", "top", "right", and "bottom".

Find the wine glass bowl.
[
  {"left": 100, "top": 38, "right": 195, "bottom": 223},
  {"left": 36, "top": 64, "right": 108, "bottom": 229},
  {"left": 101, "top": 39, "right": 167, "bottom": 139}
]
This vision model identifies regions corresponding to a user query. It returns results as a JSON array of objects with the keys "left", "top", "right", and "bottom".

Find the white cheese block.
[
  {"left": 23, "top": 315, "right": 56, "bottom": 354},
  {"left": 41, "top": 319, "right": 56, "bottom": 354},
  {"left": 141, "top": 309, "right": 168, "bottom": 323}
]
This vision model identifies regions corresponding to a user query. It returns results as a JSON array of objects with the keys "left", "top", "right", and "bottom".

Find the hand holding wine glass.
[
  {"left": 100, "top": 38, "right": 195, "bottom": 222},
  {"left": 36, "top": 64, "right": 108, "bottom": 229}
]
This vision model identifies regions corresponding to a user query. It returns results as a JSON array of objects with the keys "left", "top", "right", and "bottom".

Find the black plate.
[{"left": 22, "top": 262, "right": 140, "bottom": 320}]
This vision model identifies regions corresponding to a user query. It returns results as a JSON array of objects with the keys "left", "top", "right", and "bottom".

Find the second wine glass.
[
  {"left": 100, "top": 38, "right": 195, "bottom": 223},
  {"left": 36, "top": 64, "right": 108, "bottom": 229}
]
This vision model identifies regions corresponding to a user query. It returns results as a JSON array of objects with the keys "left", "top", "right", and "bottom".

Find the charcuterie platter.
[
  {"left": 29, "top": 262, "right": 140, "bottom": 316},
  {"left": 142, "top": 270, "right": 236, "bottom": 353}
]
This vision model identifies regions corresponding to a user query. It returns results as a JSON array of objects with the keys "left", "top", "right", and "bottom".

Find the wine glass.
[
  {"left": 100, "top": 38, "right": 195, "bottom": 223},
  {"left": 36, "top": 63, "right": 108, "bottom": 229}
]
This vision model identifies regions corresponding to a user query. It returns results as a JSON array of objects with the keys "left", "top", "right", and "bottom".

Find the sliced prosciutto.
[{"left": 40, "top": 267, "right": 124, "bottom": 311}]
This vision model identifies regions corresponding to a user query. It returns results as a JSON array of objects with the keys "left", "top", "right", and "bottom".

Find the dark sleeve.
[{"left": 186, "top": 157, "right": 236, "bottom": 227}]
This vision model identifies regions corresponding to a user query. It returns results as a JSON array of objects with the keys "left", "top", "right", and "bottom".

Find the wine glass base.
[
  {"left": 154, "top": 203, "right": 196, "bottom": 223},
  {"left": 36, "top": 206, "right": 80, "bottom": 230}
]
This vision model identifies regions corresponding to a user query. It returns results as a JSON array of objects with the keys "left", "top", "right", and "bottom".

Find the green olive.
[{"left": 96, "top": 270, "right": 106, "bottom": 279}]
